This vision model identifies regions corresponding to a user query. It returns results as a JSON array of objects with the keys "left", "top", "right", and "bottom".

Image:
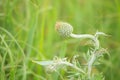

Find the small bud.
[{"left": 55, "top": 22, "right": 73, "bottom": 37}]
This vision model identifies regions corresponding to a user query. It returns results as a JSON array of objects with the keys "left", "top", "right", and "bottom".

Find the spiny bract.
[{"left": 55, "top": 22, "right": 73, "bottom": 37}]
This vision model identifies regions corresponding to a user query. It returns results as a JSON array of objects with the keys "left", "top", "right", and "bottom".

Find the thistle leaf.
[{"left": 32, "top": 60, "right": 53, "bottom": 66}]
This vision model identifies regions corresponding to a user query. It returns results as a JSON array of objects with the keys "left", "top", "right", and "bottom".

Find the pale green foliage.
[{"left": 33, "top": 27, "right": 108, "bottom": 80}]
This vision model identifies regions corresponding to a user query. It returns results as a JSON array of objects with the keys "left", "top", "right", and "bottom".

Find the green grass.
[{"left": 0, "top": 0, "right": 120, "bottom": 80}]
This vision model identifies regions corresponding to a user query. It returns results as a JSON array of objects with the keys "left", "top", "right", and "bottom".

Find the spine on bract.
[{"left": 55, "top": 22, "right": 73, "bottom": 37}]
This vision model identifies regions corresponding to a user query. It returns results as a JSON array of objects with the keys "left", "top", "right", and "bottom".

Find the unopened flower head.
[{"left": 55, "top": 22, "right": 73, "bottom": 37}]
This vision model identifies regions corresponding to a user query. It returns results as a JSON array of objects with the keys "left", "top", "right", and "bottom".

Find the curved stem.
[
  {"left": 70, "top": 33, "right": 94, "bottom": 39},
  {"left": 70, "top": 33, "right": 100, "bottom": 49}
]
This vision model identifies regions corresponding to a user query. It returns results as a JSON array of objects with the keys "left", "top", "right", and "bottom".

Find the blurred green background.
[{"left": 0, "top": 0, "right": 120, "bottom": 80}]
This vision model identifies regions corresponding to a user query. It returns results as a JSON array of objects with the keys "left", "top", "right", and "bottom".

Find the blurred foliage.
[{"left": 0, "top": 0, "right": 120, "bottom": 80}]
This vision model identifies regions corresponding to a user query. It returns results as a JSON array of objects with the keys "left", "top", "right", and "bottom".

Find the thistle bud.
[{"left": 55, "top": 22, "right": 73, "bottom": 37}]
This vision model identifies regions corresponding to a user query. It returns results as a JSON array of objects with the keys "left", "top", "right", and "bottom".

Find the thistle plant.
[{"left": 33, "top": 21, "right": 108, "bottom": 80}]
